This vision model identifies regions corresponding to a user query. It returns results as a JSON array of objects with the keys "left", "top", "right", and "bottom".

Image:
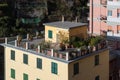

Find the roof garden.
[{"left": 1, "top": 33, "right": 108, "bottom": 63}]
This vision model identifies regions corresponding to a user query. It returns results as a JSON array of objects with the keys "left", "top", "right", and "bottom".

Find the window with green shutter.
[
  {"left": 95, "top": 55, "right": 99, "bottom": 66},
  {"left": 11, "top": 68, "right": 15, "bottom": 79},
  {"left": 36, "top": 78, "right": 40, "bottom": 80},
  {"left": 95, "top": 75, "right": 100, "bottom": 80},
  {"left": 37, "top": 58, "right": 42, "bottom": 69},
  {"left": 51, "top": 62, "right": 58, "bottom": 74},
  {"left": 23, "top": 54, "right": 28, "bottom": 64},
  {"left": 48, "top": 30, "right": 53, "bottom": 38},
  {"left": 11, "top": 50, "right": 15, "bottom": 60},
  {"left": 23, "top": 73, "right": 28, "bottom": 80},
  {"left": 73, "top": 62, "right": 79, "bottom": 75}
]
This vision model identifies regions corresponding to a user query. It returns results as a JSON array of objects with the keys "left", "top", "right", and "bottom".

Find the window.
[
  {"left": 11, "top": 50, "right": 15, "bottom": 60},
  {"left": 37, "top": 58, "right": 42, "bottom": 69},
  {"left": 108, "top": 10, "right": 112, "bottom": 16},
  {"left": 117, "top": 13, "right": 120, "bottom": 17},
  {"left": 95, "top": 75, "right": 100, "bottom": 80},
  {"left": 11, "top": 68, "right": 15, "bottom": 79},
  {"left": 23, "top": 73, "right": 28, "bottom": 80},
  {"left": 73, "top": 63, "right": 79, "bottom": 75},
  {"left": 23, "top": 54, "right": 28, "bottom": 64},
  {"left": 36, "top": 78, "right": 40, "bottom": 80},
  {"left": 95, "top": 55, "right": 99, "bottom": 66},
  {"left": 48, "top": 30, "right": 53, "bottom": 38},
  {"left": 51, "top": 62, "right": 58, "bottom": 74}
]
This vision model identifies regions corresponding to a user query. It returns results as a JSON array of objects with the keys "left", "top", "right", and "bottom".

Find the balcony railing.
[
  {"left": 107, "top": 31, "right": 120, "bottom": 37},
  {"left": 3, "top": 34, "right": 108, "bottom": 62},
  {"left": 101, "top": 0, "right": 107, "bottom": 7},
  {"left": 100, "top": 15, "right": 107, "bottom": 22},
  {"left": 107, "top": 1, "right": 120, "bottom": 9}
]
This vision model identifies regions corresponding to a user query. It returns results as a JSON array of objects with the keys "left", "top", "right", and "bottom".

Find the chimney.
[
  {"left": 17, "top": 35, "right": 19, "bottom": 40},
  {"left": 15, "top": 40, "right": 17, "bottom": 47},
  {"left": 26, "top": 42, "right": 29, "bottom": 50},
  {"left": 66, "top": 52, "right": 69, "bottom": 61},
  {"left": 37, "top": 45, "right": 40, "bottom": 53},
  {"left": 75, "top": 16, "right": 78, "bottom": 22},
  {"left": 36, "top": 31, "right": 39, "bottom": 38},
  {"left": 51, "top": 49, "right": 53, "bottom": 57},
  {"left": 62, "top": 15, "right": 64, "bottom": 22},
  {"left": 5, "top": 37, "right": 7, "bottom": 44},
  {"left": 27, "top": 34, "right": 29, "bottom": 40}
]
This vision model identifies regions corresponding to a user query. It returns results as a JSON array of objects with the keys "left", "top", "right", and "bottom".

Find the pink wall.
[{"left": 89, "top": 0, "right": 119, "bottom": 35}]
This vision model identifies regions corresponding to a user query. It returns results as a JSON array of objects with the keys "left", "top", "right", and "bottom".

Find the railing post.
[
  {"left": 15, "top": 40, "right": 17, "bottom": 47},
  {"left": 38, "top": 45, "right": 40, "bottom": 53},
  {"left": 66, "top": 52, "right": 69, "bottom": 61},
  {"left": 27, "top": 34, "right": 29, "bottom": 40},
  {"left": 17, "top": 35, "right": 19, "bottom": 40},
  {"left": 26, "top": 42, "right": 29, "bottom": 50},
  {"left": 51, "top": 49, "right": 53, "bottom": 57},
  {"left": 5, "top": 37, "right": 7, "bottom": 44}
]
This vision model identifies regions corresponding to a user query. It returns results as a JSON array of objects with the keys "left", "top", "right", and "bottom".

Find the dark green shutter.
[
  {"left": 23, "top": 54, "right": 28, "bottom": 64},
  {"left": 11, "top": 68, "right": 15, "bottom": 79},
  {"left": 23, "top": 73, "right": 28, "bottom": 80},
  {"left": 95, "top": 76, "right": 100, "bottom": 80},
  {"left": 11, "top": 50, "right": 15, "bottom": 60},
  {"left": 95, "top": 55, "right": 99, "bottom": 66},
  {"left": 51, "top": 62, "right": 58, "bottom": 74},
  {"left": 36, "top": 78, "right": 40, "bottom": 80},
  {"left": 37, "top": 58, "right": 42, "bottom": 69},
  {"left": 74, "top": 63, "right": 79, "bottom": 75},
  {"left": 48, "top": 30, "right": 52, "bottom": 38}
]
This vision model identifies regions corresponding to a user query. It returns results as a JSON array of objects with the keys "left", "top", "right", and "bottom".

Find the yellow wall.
[
  {"left": 5, "top": 47, "right": 68, "bottom": 80},
  {"left": 45, "top": 25, "right": 88, "bottom": 43},
  {"left": 69, "top": 26, "right": 88, "bottom": 39},
  {"left": 5, "top": 47, "right": 109, "bottom": 80},
  {"left": 68, "top": 50, "right": 109, "bottom": 80},
  {"left": 45, "top": 26, "right": 69, "bottom": 43}
]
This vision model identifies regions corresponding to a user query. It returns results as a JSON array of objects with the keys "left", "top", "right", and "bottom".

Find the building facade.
[
  {"left": 89, "top": 0, "right": 120, "bottom": 50},
  {"left": 2, "top": 21, "right": 109, "bottom": 80},
  {"left": 89, "top": 0, "right": 120, "bottom": 36}
]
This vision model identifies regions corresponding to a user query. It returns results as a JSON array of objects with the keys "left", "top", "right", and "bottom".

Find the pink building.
[
  {"left": 89, "top": 0, "right": 120, "bottom": 36},
  {"left": 89, "top": 0, "right": 120, "bottom": 50}
]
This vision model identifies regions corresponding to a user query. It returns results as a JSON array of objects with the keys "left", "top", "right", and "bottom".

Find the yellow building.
[
  {"left": 44, "top": 21, "right": 88, "bottom": 43},
  {"left": 1, "top": 21, "right": 109, "bottom": 80}
]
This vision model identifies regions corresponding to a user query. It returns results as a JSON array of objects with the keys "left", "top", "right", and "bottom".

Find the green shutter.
[
  {"left": 11, "top": 68, "right": 15, "bottom": 79},
  {"left": 48, "top": 30, "right": 52, "bottom": 38},
  {"left": 36, "top": 78, "right": 40, "bottom": 80},
  {"left": 23, "top": 73, "right": 28, "bottom": 80},
  {"left": 23, "top": 54, "right": 28, "bottom": 64},
  {"left": 37, "top": 58, "right": 42, "bottom": 69},
  {"left": 95, "top": 76, "right": 100, "bottom": 80},
  {"left": 74, "top": 63, "right": 79, "bottom": 75},
  {"left": 11, "top": 50, "right": 15, "bottom": 60},
  {"left": 51, "top": 62, "right": 58, "bottom": 74},
  {"left": 95, "top": 55, "right": 99, "bottom": 66}
]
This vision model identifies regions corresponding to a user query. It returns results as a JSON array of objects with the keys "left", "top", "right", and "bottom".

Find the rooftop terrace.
[{"left": 1, "top": 34, "right": 108, "bottom": 63}]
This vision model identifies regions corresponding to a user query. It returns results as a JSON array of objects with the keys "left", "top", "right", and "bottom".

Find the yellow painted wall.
[
  {"left": 68, "top": 49, "right": 109, "bottom": 80},
  {"left": 45, "top": 26, "right": 69, "bottom": 43},
  {"left": 45, "top": 25, "right": 88, "bottom": 43},
  {"left": 5, "top": 47, "right": 68, "bottom": 80},
  {"left": 5, "top": 47, "right": 109, "bottom": 80},
  {"left": 69, "top": 26, "right": 88, "bottom": 39}
]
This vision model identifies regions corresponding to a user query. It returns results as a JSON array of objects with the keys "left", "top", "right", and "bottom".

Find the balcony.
[
  {"left": 107, "top": 31, "right": 120, "bottom": 37},
  {"left": 101, "top": 0, "right": 107, "bottom": 7},
  {"left": 107, "top": 17, "right": 120, "bottom": 25},
  {"left": 107, "top": 1, "right": 120, "bottom": 9},
  {"left": 100, "top": 15, "right": 107, "bottom": 22}
]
